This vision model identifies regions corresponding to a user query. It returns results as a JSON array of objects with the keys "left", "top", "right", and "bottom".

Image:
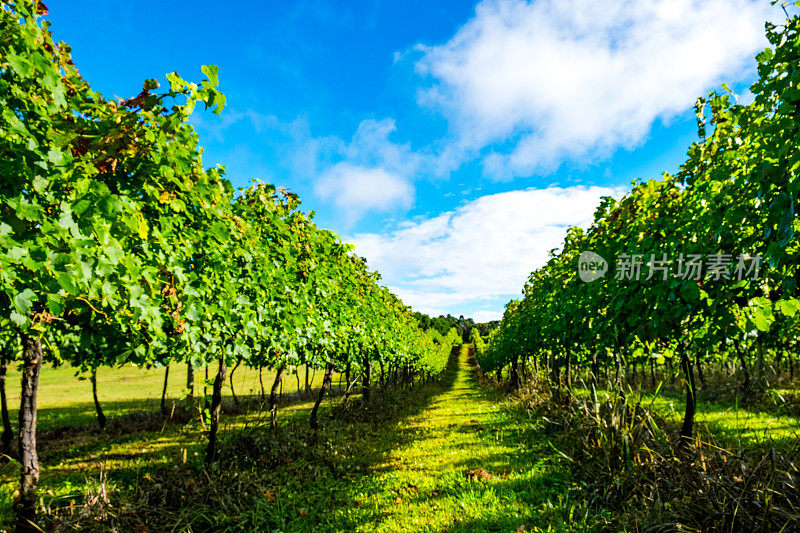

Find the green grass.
[
  {"left": 0, "top": 370, "right": 332, "bottom": 526},
  {"left": 205, "top": 345, "right": 602, "bottom": 532},
  {"left": 573, "top": 383, "right": 800, "bottom": 449},
  {"left": 0, "top": 361, "right": 349, "bottom": 528},
  {"left": 4, "top": 350, "right": 794, "bottom": 530},
  {"left": 0, "top": 346, "right": 607, "bottom": 531},
  {"left": 3, "top": 362, "right": 347, "bottom": 431}
]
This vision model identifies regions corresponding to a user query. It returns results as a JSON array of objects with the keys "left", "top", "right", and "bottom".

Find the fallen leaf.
[{"left": 465, "top": 468, "right": 495, "bottom": 481}]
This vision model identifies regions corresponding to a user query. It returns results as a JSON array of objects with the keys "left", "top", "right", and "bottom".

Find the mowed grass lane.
[
  {"left": 0, "top": 347, "right": 598, "bottom": 530},
  {"left": 262, "top": 345, "right": 594, "bottom": 532}
]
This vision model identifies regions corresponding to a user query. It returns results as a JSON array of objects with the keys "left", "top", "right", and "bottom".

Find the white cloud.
[
  {"left": 472, "top": 310, "right": 503, "bottom": 323},
  {"left": 350, "top": 184, "right": 626, "bottom": 318},
  {"left": 312, "top": 118, "right": 427, "bottom": 220},
  {"left": 415, "top": 0, "right": 776, "bottom": 179},
  {"left": 341, "top": 119, "right": 423, "bottom": 172},
  {"left": 194, "top": 111, "right": 428, "bottom": 220},
  {"left": 315, "top": 163, "right": 413, "bottom": 215}
]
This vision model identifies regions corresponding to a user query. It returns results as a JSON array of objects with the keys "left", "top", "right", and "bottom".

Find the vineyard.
[
  {"left": 0, "top": 2, "right": 461, "bottom": 530},
  {"left": 476, "top": 11, "right": 800, "bottom": 532},
  {"left": 2, "top": 0, "right": 800, "bottom": 531}
]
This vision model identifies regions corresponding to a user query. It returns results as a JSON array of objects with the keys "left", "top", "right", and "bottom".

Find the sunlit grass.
[
  {"left": 574, "top": 385, "right": 800, "bottom": 448},
  {"left": 3, "top": 362, "right": 346, "bottom": 431},
  {"left": 0, "top": 362, "right": 349, "bottom": 527},
  {"left": 0, "top": 386, "right": 332, "bottom": 525},
  {"left": 0, "top": 347, "right": 611, "bottom": 531},
  {"left": 4, "top": 352, "right": 793, "bottom": 530},
  {"left": 242, "top": 345, "right": 605, "bottom": 532}
]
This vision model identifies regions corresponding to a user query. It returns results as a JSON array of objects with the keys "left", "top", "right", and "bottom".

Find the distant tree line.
[{"left": 412, "top": 312, "right": 498, "bottom": 343}]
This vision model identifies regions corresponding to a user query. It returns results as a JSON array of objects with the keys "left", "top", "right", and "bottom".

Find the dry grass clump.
[{"left": 518, "top": 381, "right": 800, "bottom": 532}]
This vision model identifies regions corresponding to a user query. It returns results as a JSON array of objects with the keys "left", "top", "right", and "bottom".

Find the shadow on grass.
[
  {"left": 0, "top": 363, "right": 449, "bottom": 529},
  {"left": 184, "top": 350, "right": 466, "bottom": 532},
  {"left": 231, "top": 349, "right": 580, "bottom": 533},
  {"left": 572, "top": 381, "right": 800, "bottom": 453},
  {"left": 17, "top": 347, "right": 593, "bottom": 532},
  {"left": 22, "top": 349, "right": 461, "bottom": 531}
]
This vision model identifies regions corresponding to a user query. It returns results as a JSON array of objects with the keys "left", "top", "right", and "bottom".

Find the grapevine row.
[
  {"left": 478, "top": 15, "right": 800, "bottom": 443},
  {"left": 0, "top": 2, "right": 458, "bottom": 528}
]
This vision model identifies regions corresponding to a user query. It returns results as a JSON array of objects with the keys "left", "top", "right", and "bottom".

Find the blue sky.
[{"left": 46, "top": 0, "right": 785, "bottom": 321}]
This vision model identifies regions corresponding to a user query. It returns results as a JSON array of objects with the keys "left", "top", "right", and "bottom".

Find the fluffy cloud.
[
  {"left": 415, "top": 0, "right": 775, "bottom": 179},
  {"left": 315, "top": 163, "right": 413, "bottom": 214},
  {"left": 350, "top": 184, "right": 626, "bottom": 319},
  {"left": 191, "top": 111, "right": 423, "bottom": 219},
  {"left": 312, "top": 119, "right": 426, "bottom": 219},
  {"left": 471, "top": 310, "right": 504, "bottom": 323}
]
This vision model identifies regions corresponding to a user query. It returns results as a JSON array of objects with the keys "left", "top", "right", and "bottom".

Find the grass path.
[
  {"left": 3, "top": 346, "right": 789, "bottom": 530},
  {"left": 280, "top": 345, "right": 587, "bottom": 532},
  {"left": 0, "top": 347, "right": 595, "bottom": 530}
]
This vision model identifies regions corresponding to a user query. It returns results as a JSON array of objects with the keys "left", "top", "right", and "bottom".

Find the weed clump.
[{"left": 517, "top": 382, "right": 800, "bottom": 531}]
